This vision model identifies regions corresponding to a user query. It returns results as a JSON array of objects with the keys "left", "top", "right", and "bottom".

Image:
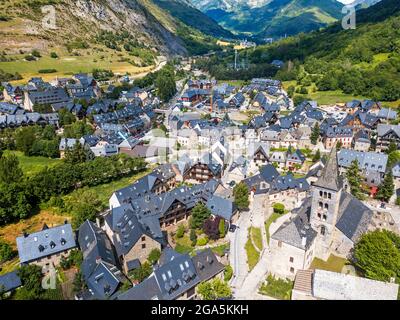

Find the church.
[{"left": 269, "top": 148, "right": 374, "bottom": 279}]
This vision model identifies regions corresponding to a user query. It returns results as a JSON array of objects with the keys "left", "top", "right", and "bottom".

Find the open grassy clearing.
[
  {"left": 0, "top": 52, "right": 155, "bottom": 82},
  {"left": 0, "top": 210, "right": 71, "bottom": 250},
  {"left": 62, "top": 167, "right": 153, "bottom": 207},
  {"left": 310, "top": 254, "right": 348, "bottom": 273},
  {"left": 4, "top": 150, "right": 60, "bottom": 176},
  {"left": 259, "top": 274, "right": 293, "bottom": 300}
]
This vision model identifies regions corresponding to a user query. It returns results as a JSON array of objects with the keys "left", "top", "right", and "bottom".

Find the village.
[{"left": 0, "top": 58, "right": 400, "bottom": 301}]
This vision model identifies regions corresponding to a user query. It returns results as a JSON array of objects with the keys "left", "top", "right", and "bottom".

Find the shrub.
[
  {"left": 148, "top": 248, "right": 161, "bottom": 265},
  {"left": 273, "top": 203, "right": 285, "bottom": 215},
  {"left": 0, "top": 240, "right": 15, "bottom": 263},
  {"left": 176, "top": 224, "right": 185, "bottom": 239},
  {"left": 50, "top": 52, "right": 58, "bottom": 59},
  {"left": 196, "top": 236, "right": 209, "bottom": 247},
  {"left": 224, "top": 265, "right": 233, "bottom": 282},
  {"left": 189, "top": 229, "right": 197, "bottom": 247},
  {"left": 38, "top": 69, "right": 57, "bottom": 74}
]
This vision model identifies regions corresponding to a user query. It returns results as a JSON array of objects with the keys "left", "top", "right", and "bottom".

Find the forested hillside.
[{"left": 199, "top": 0, "right": 400, "bottom": 102}]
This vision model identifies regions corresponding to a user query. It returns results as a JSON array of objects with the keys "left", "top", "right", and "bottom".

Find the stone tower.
[{"left": 310, "top": 147, "right": 343, "bottom": 260}]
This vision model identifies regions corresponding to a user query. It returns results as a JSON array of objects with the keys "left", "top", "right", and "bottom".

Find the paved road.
[{"left": 230, "top": 197, "right": 274, "bottom": 300}]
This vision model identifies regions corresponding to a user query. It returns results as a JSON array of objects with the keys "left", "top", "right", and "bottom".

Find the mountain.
[
  {"left": 0, "top": 0, "right": 230, "bottom": 58},
  {"left": 152, "top": 0, "right": 235, "bottom": 39},
  {"left": 249, "top": 0, "right": 400, "bottom": 101},
  {"left": 190, "top": 0, "right": 344, "bottom": 38}
]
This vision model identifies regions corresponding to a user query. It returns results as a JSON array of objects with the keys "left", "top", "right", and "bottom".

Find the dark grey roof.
[
  {"left": 271, "top": 216, "right": 317, "bottom": 251},
  {"left": 192, "top": 249, "right": 225, "bottom": 282},
  {"left": 206, "top": 195, "right": 237, "bottom": 221},
  {"left": 0, "top": 271, "right": 22, "bottom": 293},
  {"left": 336, "top": 192, "right": 374, "bottom": 242},
  {"left": 313, "top": 147, "right": 342, "bottom": 192},
  {"left": 337, "top": 149, "right": 387, "bottom": 174},
  {"left": 260, "top": 164, "right": 280, "bottom": 183},
  {"left": 86, "top": 261, "right": 125, "bottom": 300},
  {"left": 17, "top": 223, "right": 77, "bottom": 264},
  {"left": 111, "top": 208, "right": 160, "bottom": 257},
  {"left": 78, "top": 220, "right": 118, "bottom": 279}
]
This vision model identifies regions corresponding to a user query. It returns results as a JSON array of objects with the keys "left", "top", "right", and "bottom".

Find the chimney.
[
  {"left": 301, "top": 237, "right": 307, "bottom": 247},
  {"left": 96, "top": 218, "right": 101, "bottom": 228}
]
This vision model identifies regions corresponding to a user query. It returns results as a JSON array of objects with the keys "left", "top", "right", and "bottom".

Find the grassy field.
[
  {"left": 310, "top": 254, "right": 348, "bottom": 273},
  {"left": 259, "top": 274, "right": 293, "bottom": 300},
  {"left": 0, "top": 210, "right": 71, "bottom": 250},
  {"left": 245, "top": 228, "right": 260, "bottom": 271},
  {"left": 282, "top": 81, "right": 369, "bottom": 105},
  {"left": 250, "top": 227, "right": 263, "bottom": 252},
  {"left": 63, "top": 167, "right": 153, "bottom": 207},
  {"left": 265, "top": 212, "right": 283, "bottom": 245},
  {"left": 0, "top": 52, "right": 154, "bottom": 83},
  {"left": 4, "top": 150, "right": 60, "bottom": 176}
]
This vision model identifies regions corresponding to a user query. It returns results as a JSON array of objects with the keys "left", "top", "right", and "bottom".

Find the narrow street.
[{"left": 230, "top": 197, "right": 274, "bottom": 300}]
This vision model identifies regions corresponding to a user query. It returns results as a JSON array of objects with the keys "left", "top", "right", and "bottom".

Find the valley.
[{"left": 0, "top": 0, "right": 400, "bottom": 305}]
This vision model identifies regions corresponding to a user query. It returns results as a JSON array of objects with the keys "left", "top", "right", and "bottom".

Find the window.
[
  {"left": 324, "top": 203, "right": 329, "bottom": 210},
  {"left": 319, "top": 202, "right": 323, "bottom": 208},
  {"left": 317, "top": 213, "right": 321, "bottom": 219},
  {"left": 141, "top": 236, "right": 146, "bottom": 241},
  {"left": 278, "top": 241, "right": 282, "bottom": 248},
  {"left": 142, "top": 244, "right": 146, "bottom": 249},
  {"left": 328, "top": 193, "right": 332, "bottom": 199},
  {"left": 290, "top": 267, "right": 295, "bottom": 273},
  {"left": 323, "top": 215, "right": 327, "bottom": 221},
  {"left": 321, "top": 226, "right": 326, "bottom": 236},
  {"left": 289, "top": 257, "right": 294, "bottom": 263}
]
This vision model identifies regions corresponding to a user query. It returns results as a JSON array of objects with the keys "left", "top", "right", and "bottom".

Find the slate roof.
[
  {"left": 112, "top": 164, "right": 177, "bottom": 205},
  {"left": 336, "top": 192, "right": 373, "bottom": 242},
  {"left": 271, "top": 216, "right": 317, "bottom": 251},
  {"left": 78, "top": 220, "right": 118, "bottom": 278},
  {"left": 0, "top": 102, "right": 22, "bottom": 115},
  {"left": 260, "top": 164, "right": 280, "bottom": 183},
  {"left": 287, "top": 149, "right": 306, "bottom": 164},
  {"left": 392, "top": 162, "right": 400, "bottom": 178},
  {"left": 325, "top": 126, "right": 353, "bottom": 138},
  {"left": 337, "top": 149, "right": 388, "bottom": 174},
  {"left": 192, "top": 249, "right": 225, "bottom": 282},
  {"left": 17, "top": 223, "right": 77, "bottom": 264},
  {"left": 86, "top": 261, "right": 125, "bottom": 300},
  {"left": 206, "top": 195, "right": 237, "bottom": 221},
  {"left": 111, "top": 208, "right": 162, "bottom": 257},
  {"left": 377, "top": 108, "right": 397, "bottom": 120},
  {"left": 354, "top": 129, "right": 370, "bottom": 143},
  {"left": 377, "top": 124, "right": 400, "bottom": 138},
  {"left": 0, "top": 271, "right": 22, "bottom": 293},
  {"left": 118, "top": 249, "right": 201, "bottom": 300},
  {"left": 28, "top": 88, "right": 70, "bottom": 105},
  {"left": 313, "top": 147, "right": 342, "bottom": 192},
  {"left": 269, "top": 174, "right": 309, "bottom": 195}
]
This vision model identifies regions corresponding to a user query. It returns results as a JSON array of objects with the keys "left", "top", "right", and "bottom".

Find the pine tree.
[
  {"left": 346, "top": 159, "right": 364, "bottom": 200},
  {"left": 310, "top": 123, "right": 320, "bottom": 145},
  {"left": 233, "top": 182, "right": 249, "bottom": 210},
  {"left": 376, "top": 171, "right": 395, "bottom": 202},
  {"left": 190, "top": 202, "right": 211, "bottom": 230}
]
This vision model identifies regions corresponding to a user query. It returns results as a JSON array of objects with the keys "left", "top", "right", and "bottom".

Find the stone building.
[
  {"left": 16, "top": 222, "right": 77, "bottom": 267},
  {"left": 309, "top": 148, "right": 374, "bottom": 260}
]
